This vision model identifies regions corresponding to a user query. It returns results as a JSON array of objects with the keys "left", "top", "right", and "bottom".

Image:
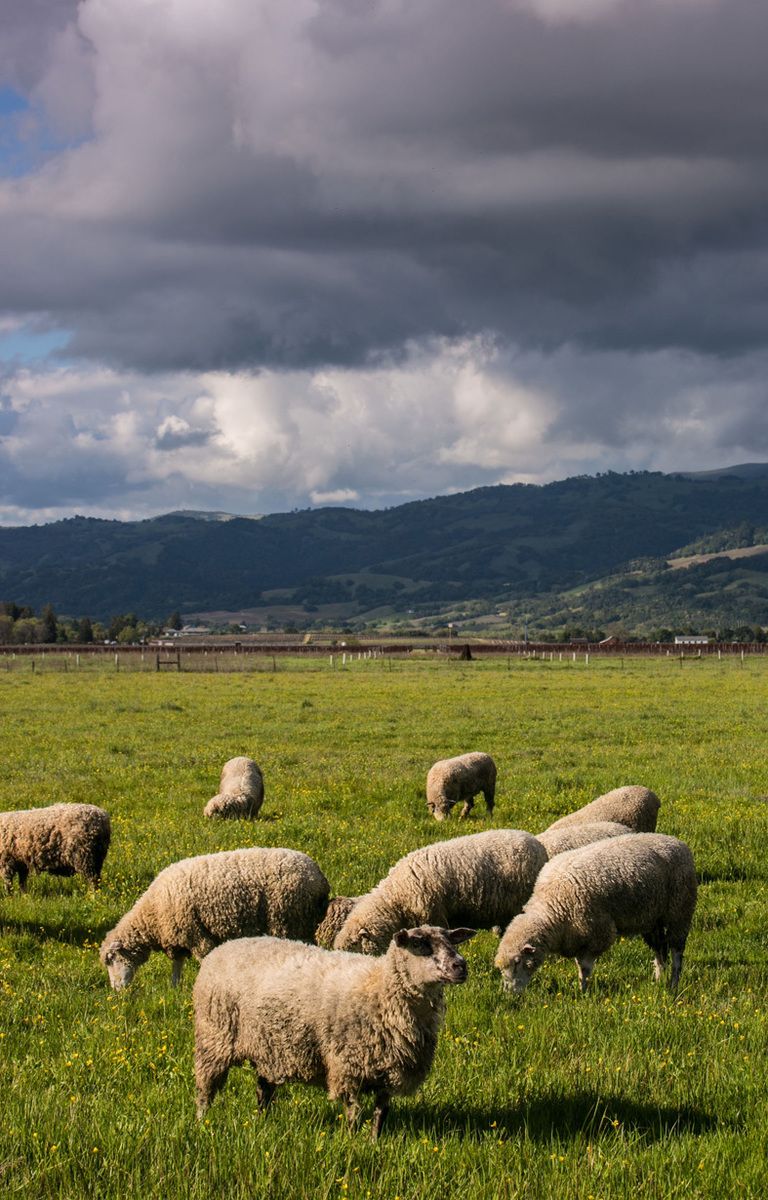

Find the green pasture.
[{"left": 0, "top": 655, "right": 766, "bottom": 1198}]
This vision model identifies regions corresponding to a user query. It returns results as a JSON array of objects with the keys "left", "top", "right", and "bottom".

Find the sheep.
[
  {"left": 315, "top": 895, "right": 361, "bottom": 949},
  {"left": 543, "top": 785, "right": 660, "bottom": 834},
  {"left": 334, "top": 829, "right": 547, "bottom": 954},
  {"left": 204, "top": 756, "right": 264, "bottom": 820},
  {"left": 193, "top": 924, "right": 477, "bottom": 1139},
  {"left": 495, "top": 833, "right": 697, "bottom": 994},
  {"left": 0, "top": 803, "right": 110, "bottom": 892},
  {"left": 99, "top": 847, "right": 330, "bottom": 989},
  {"left": 426, "top": 752, "right": 497, "bottom": 821},
  {"left": 537, "top": 821, "right": 633, "bottom": 859}
]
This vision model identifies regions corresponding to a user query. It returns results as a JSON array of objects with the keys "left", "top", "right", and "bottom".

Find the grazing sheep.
[
  {"left": 537, "top": 821, "right": 633, "bottom": 859},
  {"left": 315, "top": 895, "right": 361, "bottom": 949},
  {"left": 0, "top": 803, "right": 110, "bottom": 892},
  {"left": 194, "top": 925, "right": 476, "bottom": 1139},
  {"left": 495, "top": 833, "right": 697, "bottom": 994},
  {"left": 426, "top": 752, "right": 497, "bottom": 821},
  {"left": 204, "top": 756, "right": 264, "bottom": 820},
  {"left": 334, "top": 830, "right": 546, "bottom": 954},
  {"left": 100, "top": 847, "right": 330, "bottom": 989},
  {"left": 544, "top": 785, "right": 660, "bottom": 834}
]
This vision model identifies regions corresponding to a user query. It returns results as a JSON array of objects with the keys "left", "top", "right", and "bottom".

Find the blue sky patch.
[
  {"left": 0, "top": 327, "right": 71, "bottom": 364},
  {"left": 0, "top": 87, "right": 29, "bottom": 117}
]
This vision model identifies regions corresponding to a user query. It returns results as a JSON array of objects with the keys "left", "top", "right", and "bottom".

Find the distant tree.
[
  {"left": 0, "top": 614, "right": 13, "bottom": 644},
  {"left": 77, "top": 616, "right": 94, "bottom": 643},
  {"left": 40, "top": 604, "right": 58, "bottom": 644},
  {"left": 12, "top": 617, "right": 38, "bottom": 644},
  {"left": 117, "top": 625, "right": 141, "bottom": 644},
  {"left": 734, "top": 624, "right": 757, "bottom": 643},
  {"left": 108, "top": 613, "right": 138, "bottom": 641},
  {"left": 167, "top": 611, "right": 183, "bottom": 631}
]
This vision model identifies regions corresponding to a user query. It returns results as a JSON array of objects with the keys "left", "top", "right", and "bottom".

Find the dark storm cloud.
[
  {"left": 2, "top": 0, "right": 768, "bottom": 522},
  {"left": 1, "top": 0, "right": 767, "bottom": 370},
  {"left": 0, "top": 0, "right": 82, "bottom": 91}
]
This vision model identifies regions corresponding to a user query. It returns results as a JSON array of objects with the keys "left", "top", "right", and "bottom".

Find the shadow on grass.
[
  {"left": 0, "top": 913, "right": 114, "bottom": 946},
  {"left": 396, "top": 1090, "right": 727, "bottom": 1143},
  {"left": 697, "top": 867, "right": 755, "bottom": 883}
]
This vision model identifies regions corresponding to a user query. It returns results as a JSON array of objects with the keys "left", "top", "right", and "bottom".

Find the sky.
[{"left": 2, "top": 0, "right": 768, "bottom": 524}]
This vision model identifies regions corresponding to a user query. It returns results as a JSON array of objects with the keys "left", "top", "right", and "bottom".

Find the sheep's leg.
[
  {"left": 171, "top": 955, "right": 185, "bottom": 987},
  {"left": 254, "top": 1075, "right": 276, "bottom": 1111},
  {"left": 576, "top": 954, "right": 596, "bottom": 993},
  {"left": 459, "top": 797, "right": 474, "bottom": 819},
  {"left": 16, "top": 863, "right": 29, "bottom": 893},
  {"left": 370, "top": 1090, "right": 390, "bottom": 1141},
  {"left": 343, "top": 1093, "right": 362, "bottom": 1131},
  {"left": 669, "top": 950, "right": 684, "bottom": 991},
  {"left": 643, "top": 925, "right": 668, "bottom": 983},
  {"left": 195, "top": 1064, "right": 229, "bottom": 1119},
  {"left": 483, "top": 787, "right": 495, "bottom": 815}
]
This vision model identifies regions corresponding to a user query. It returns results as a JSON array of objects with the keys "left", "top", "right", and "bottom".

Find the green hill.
[{"left": 2, "top": 468, "right": 768, "bottom": 631}]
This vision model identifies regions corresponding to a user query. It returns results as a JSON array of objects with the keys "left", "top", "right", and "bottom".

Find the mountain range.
[{"left": 2, "top": 465, "right": 768, "bottom": 635}]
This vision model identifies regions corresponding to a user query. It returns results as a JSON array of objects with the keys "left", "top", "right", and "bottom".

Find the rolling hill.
[{"left": 2, "top": 467, "right": 768, "bottom": 633}]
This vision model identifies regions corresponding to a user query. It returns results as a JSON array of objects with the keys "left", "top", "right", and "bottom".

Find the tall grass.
[{"left": 1, "top": 656, "right": 767, "bottom": 1198}]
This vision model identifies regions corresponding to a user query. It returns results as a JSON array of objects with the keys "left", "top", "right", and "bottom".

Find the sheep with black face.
[{"left": 194, "top": 925, "right": 476, "bottom": 1139}]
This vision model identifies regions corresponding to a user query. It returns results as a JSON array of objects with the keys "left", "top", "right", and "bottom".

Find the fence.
[{"left": 0, "top": 638, "right": 765, "bottom": 674}]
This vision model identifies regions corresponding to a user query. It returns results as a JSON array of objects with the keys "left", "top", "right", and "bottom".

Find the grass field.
[{"left": 1, "top": 656, "right": 767, "bottom": 1199}]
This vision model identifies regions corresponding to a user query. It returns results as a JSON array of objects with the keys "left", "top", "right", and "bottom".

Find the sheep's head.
[
  {"left": 494, "top": 938, "right": 545, "bottom": 994},
  {"left": 392, "top": 926, "right": 476, "bottom": 985},
  {"left": 99, "top": 938, "right": 139, "bottom": 990},
  {"left": 316, "top": 897, "right": 360, "bottom": 949},
  {"left": 333, "top": 922, "right": 383, "bottom": 955},
  {"left": 426, "top": 796, "right": 452, "bottom": 822}
]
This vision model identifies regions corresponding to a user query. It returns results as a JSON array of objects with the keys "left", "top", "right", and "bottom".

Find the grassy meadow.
[{"left": 1, "top": 654, "right": 767, "bottom": 1198}]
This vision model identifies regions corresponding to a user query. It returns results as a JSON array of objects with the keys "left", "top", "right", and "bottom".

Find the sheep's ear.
[
  {"left": 522, "top": 943, "right": 536, "bottom": 955},
  {"left": 448, "top": 928, "right": 477, "bottom": 945},
  {"left": 394, "top": 929, "right": 411, "bottom": 949}
]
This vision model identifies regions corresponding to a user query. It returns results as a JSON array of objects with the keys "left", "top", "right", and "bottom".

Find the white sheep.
[
  {"left": 537, "top": 821, "right": 633, "bottom": 859},
  {"left": 495, "top": 833, "right": 697, "bottom": 993},
  {"left": 544, "top": 785, "right": 660, "bottom": 834},
  {"left": 204, "top": 756, "right": 264, "bottom": 820},
  {"left": 334, "top": 829, "right": 547, "bottom": 953},
  {"left": 0, "top": 803, "right": 110, "bottom": 892},
  {"left": 426, "top": 752, "right": 497, "bottom": 820},
  {"left": 99, "top": 847, "right": 329, "bottom": 988},
  {"left": 193, "top": 924, "right": 476, "bottom": 1139}
]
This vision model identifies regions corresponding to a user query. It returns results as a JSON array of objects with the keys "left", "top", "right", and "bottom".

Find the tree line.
[{"left": 0, "top": 602, "right": 183, "bottom": 645}]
